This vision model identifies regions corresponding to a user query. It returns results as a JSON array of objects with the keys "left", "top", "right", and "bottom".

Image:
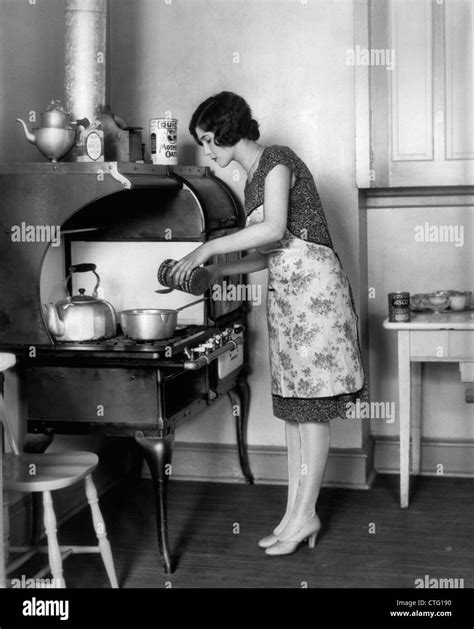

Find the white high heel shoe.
[
  {"left": 264, "top": 516, "right": 321, "bottom": 556},
  {"left": 257, "top": 532, "right": 280, "bottom": 548}
]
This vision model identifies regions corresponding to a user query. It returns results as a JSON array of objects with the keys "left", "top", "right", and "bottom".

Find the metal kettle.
[{"left": 44, "top": 263, "right": 117, "bottom": 342}]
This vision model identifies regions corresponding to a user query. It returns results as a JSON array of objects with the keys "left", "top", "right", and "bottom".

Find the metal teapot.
[
  {"left": 44, "top": 264, "right": 117, "bottom": 342},
  {"left": 16, "top": 100, "right": 82, "bottom": 162}
]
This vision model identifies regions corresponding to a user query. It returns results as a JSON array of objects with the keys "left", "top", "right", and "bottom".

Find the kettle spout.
[
  {"left": 16, "top": 118, "right": 36, "bottom": 145},
  {"left": 44, "top": 303, "right": 65, "bottom": 338}
]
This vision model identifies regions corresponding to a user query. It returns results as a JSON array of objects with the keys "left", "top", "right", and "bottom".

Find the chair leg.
[
  {"left": 0, "top": 490, "right": 7, "bottom": 588},
  {"left": 42, "top": 491, "right": 65, "bottom": 588},
  {"left": 84, "top": 475, "right": 118, "bottom": 588}
]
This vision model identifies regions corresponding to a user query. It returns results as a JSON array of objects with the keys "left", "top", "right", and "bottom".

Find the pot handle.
[
  {"left": 64, "top": 263, "right": 101, "bottom": 298},
  {"left": 175, "top": 298, "right": 205, "bottom": 312}
]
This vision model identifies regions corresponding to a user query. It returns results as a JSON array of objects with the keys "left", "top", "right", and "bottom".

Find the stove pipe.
[{"left": 64, "top": 0, "right": 107, "bottom": 122}]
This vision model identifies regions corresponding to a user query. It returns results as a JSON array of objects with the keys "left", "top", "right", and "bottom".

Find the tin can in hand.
[
  {"left": 388, "top": 292, "right": 411, "bottom": 322},
  {"left": 158, "top": 259, "right": 211, "bottom": 296}
]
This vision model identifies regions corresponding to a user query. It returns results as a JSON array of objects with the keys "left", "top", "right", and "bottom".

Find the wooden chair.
[{"left": 0, "top": 353, "right": 118, "bottom": 588}]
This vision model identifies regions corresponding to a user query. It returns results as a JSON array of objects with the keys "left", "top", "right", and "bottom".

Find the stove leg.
[
  {"left": 134, "top": 432, "right": 175, "bottom": 574},
  {"left": 228, "top": 382, "right": 254, "bottom": 484}
]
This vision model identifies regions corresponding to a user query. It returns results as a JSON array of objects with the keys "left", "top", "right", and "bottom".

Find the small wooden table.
[{"left": 383, "top": 310, "right": 474, "bottom": 507}]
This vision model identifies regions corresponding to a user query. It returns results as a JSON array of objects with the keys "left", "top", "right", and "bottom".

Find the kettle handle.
[
  {"left": 70, "top": 263, "right": 96, "bottom": 273},
  {"left": 64, "top": 263, "right": 101, "bottom": 299}
]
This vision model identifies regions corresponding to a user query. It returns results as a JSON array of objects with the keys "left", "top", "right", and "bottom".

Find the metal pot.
[{"left": 120, "top": 298, "right": 204, "bottom": 340}]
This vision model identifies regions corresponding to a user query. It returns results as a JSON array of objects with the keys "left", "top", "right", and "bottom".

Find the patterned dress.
[{"left": 244, "top": 145, "right": 367, "bottom": 422}]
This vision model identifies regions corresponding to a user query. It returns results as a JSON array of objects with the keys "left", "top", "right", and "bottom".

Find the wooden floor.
[{"left": 20, "top": 474, "right": 474, "bottom": 589}]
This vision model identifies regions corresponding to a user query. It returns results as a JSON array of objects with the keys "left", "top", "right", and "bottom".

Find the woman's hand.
[{"left": 169, "top": 243, "right": 213, "bottom": 286}]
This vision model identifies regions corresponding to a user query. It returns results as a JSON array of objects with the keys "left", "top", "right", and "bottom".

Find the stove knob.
[
  {"left": 214, "top": 334, "right": 223, "bottom": 347},
  {"left": 233, "top": 324, "right": 244, "bottom": 334},
  {"left": 204, "top": 341, "right": 215, "bottom": 353},
  {"left": 193, "top": 346, "right": 207, "bottom": 359}
]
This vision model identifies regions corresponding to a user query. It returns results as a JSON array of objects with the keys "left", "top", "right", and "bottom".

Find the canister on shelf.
[
  {"left": 388, "top": 291, "right": 411, "bottom": 322},
  {"left": 150, "top": 118, "right": 178, "bottom": 165},
  {"left": 76, "top": 126, "right": 104, "bottom": 162}
]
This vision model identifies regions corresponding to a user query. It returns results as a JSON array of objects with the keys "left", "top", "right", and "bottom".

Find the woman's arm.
[
  {"left": 209, "top": 163, "right": 290, "bottom": 254},
  {"left": 170, "top": 164, "right": 291, "bottom": 285},
  {"left": 209, "top": 251, "right": 269, "bottom": 281}
]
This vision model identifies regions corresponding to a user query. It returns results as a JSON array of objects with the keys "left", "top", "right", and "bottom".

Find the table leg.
[
  {"left": 135, "top": 432, "right": 175, "bottom": 574},
  {"left": 398, "top": 331, "right": 411, "bottom": 508},
  {"left": 411, "top": 362, "right": 422, "bottom": 476},
  {"left": 0, "top": 376, "right": 6, "bottom": 587},
  {"left": 228, "top": 381, "right": 254, "bottom": 484}
]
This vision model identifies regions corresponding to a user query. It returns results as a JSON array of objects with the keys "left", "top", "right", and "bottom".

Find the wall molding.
[
  {"left": 142, "top": 440, "right": 376, "bottom": 490},
  {"left": 141, "top": 437, "right": 474, "bottom": 486},
  {"left": 374, "top": 435, "right": 474, "bottom": 477},
  {"left": 362, "top": 185, "right": 474, "bottom": 208}
]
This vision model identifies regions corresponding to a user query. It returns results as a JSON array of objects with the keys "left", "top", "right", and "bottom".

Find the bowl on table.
[
  {"left": 411, "top": 293, "right": 429, "bottom": 310},
  {"left": 411, "top": 290, "right": 473, "bottom": 313},
  {"left": 448, "top": 290, "right": 472, "bottom": 311},
  {"left": 426, "top": 291, "right": 450, "bottom": 313}
]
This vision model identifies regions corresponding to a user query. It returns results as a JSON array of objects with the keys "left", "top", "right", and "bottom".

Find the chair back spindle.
[
  {"left": 0, "top": 395, "right": 20, "bottom": 456},
  {"left": 0, "top": 354, "right": 20, "bottom": 456}
]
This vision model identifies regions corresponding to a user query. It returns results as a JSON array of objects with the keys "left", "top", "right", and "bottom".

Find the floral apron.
[{"left": 248, "top": 206, "right": 364, "bottom": 399}]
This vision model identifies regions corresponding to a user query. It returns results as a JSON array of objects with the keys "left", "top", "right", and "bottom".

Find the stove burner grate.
[{"left": 53, "top": 325, "right": 212, "bottom": 354}]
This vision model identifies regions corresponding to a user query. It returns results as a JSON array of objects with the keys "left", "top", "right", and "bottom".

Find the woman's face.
[{"left": 195, "top": 126, "right": 234, "bottom": 168}]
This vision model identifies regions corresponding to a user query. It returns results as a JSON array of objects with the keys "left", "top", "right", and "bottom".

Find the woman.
[{"left": 170, "top": 92, "right": 366, "bottom": 556}]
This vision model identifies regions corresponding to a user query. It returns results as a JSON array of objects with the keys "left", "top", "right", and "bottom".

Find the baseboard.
[
  {"left": 141, "top": 438, "right": 376, "bottom": 489},
  {"left": 374, "top": 436, "right": 474, "bottom": 477}
]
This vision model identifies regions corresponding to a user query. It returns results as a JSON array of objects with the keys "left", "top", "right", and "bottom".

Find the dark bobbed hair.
[{"left": 189, "top": 91, "right": 260, "bottom": 146}]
